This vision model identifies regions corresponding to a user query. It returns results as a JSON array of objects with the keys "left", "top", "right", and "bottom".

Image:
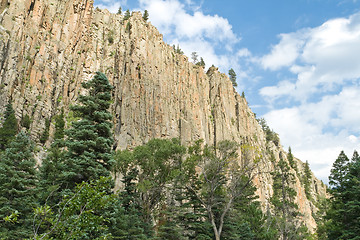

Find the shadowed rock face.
[{"left": 0, "top": 0, "right": 326, "bottom": 231}]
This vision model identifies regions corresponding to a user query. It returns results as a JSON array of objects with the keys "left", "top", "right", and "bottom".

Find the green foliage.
[
  {"left": 39, "top": 112, "right": 66, "bottom": 205},
  {"left": 115, "top": 138, "right": 186, "bottom": 224},
  {"left": 287, "top": 146, "right": 297, "bottom": 171},
  {"left": 196, "top": 57, "right": 206, "bottom": 67},
  {"left": 257, "top": 117, "right": 280, "bottom": 146},
  {"left": 271, "top": 153, "right": 309, "bottom": 239},
  {"left": 228, "top": 68, "right": 237, "bottom": 87},
  {"left": 326, "top": 150, "right": 360, "bottom": 240},
  {"left": 124, "top": 9, "right": 131, "bottom": 20},
  {"left": 303, "top": 160, "right": 312, "bottom": 199},
  {"left": 126, "top": 21, "right": 131, "bottom": 33},
  {"left": 40, "top": 118, "right": 50, "bottom": 144},
  {"left": 117, "top": 6, "right": 122, "bottom": 14},
  {"left": 21, "top": 114, "right": 31, "bottom": 129},
  {"left": 143, "top": 9, "right": 149, "bottom": 21},
  {"left": 0, "top": 132, "right": 38, "bottom": 239},
  {"left": 107, "top": 30, "right": 114, "bottom": 44},
  {"left": 108, "top": 168, "right": 153, "bottom": 239},
  {"left": 54, "top": 109, "right": 65, "bottom": 141},
  {"left": 61, "top": 72, "right": 114, "bottom": 190},
  {"left": 173, "top": 44, "right": 184, "bottom": 54},
  {"left": 180, "top": 141, "right": 262, "bottom": 240},
  {"left": 191, "top": 51, "right": 198, "bottom": 64},
  {"left": 0, "top": 102, "right": 18, "bottom": 150},
  {"left": 33, "top": 177, "right": 114, "bottom": 240}
]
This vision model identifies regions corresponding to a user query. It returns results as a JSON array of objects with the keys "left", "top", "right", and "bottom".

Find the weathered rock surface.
[{"left": 0, "top": 0, "right": 326, "bottom": 231}]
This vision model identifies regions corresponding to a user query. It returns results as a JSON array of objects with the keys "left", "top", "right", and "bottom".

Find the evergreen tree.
[
  {"left": 117, "top": 6, "right": 122, "bottom": 14},
  {"left": 21, "top": 114, "right": 31, "bottom": 130},
  {"left": 271, "top": 153, "right": 308, "bottom": 240},
  {"left": 228, "top": 68, "right": 237, "bottom": 87},
  {"left": 191, "top": 51, "right": 198, "bottom": 64},
  {"left": 143, "top": 9, "right": 149, "bottom": 21},
  {"left": 0, "top": 102, "right": 18, "bottom": 150},
  {"left": 329, "top": 150, "right": 349, "bottom": 193},
  {"left": 303, "top": 160, "right": 312, "bottom": 199},
  {"left": 196, "top": 57, "right": 206, "bottom": 67},
  {"left": 124, "top": 9, "right": 131, "bottom": 20},
  {"left": 39, "top": 118, "right": 50, "bottom": 144},
  {"left": 327, "top": 150, "right": 360, "bottom": 240},
  {"left": 61, "top": 72, "right": 114, "bottom": 190},
  {"left": 287, "top": 147, "right": 297, "bottom": 172},
  {"left": 39, "top": 111, "right": 66, "bottom": 205},
  {"left": 0, "top": 132, "right": 38, "bottom": 239}
]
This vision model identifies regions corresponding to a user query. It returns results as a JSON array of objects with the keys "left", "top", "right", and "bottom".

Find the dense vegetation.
[{"left": 0, "top": 72, "right": 358, "bottom": 239}]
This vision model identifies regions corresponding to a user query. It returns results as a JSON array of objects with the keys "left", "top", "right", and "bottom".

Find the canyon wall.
[{"left": 0, "top": 0, "right": 326, "bottom": 231}]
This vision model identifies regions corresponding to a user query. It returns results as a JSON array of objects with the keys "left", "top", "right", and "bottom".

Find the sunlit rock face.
[{"left": 0, "top": 0, "right": 326, "bottom": 232}]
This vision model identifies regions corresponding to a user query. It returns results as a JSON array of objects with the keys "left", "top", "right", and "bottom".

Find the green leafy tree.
[
  {"left": 133, "top": 138, "right": 185, "bottom": 224},
  {"left": 112, "top": 150, "right": 154, "bottom": 239},
  {"left": 0, "top": 132, "right": 38, "bottom": 239},
  {"left": 117, "top": 6, "right": 122, "bottom": 14},
  {"left": 143, "top": 9, "right": 149, "bottom": 21},
  {"left": 33, "top": 177, "right": 114, "bottom": 240},
  {"left": 228, "top": 68, "right": 237, "bottom": 87},
  {"left": 60, "top": 72, "right": 114, "bottom": 191},
  {"left": 0, "top": 102, "right": 18, "bottom": 150},
  {"left": 183, "top": 141, "right": 262, "bottom": 240}
]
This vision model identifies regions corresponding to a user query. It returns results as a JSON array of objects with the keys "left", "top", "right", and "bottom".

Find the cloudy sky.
[{"left": 94, "top": 0, "right": 360, "bottom": 183}]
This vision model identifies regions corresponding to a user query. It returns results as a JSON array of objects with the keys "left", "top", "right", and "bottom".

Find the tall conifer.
[
  {"left": 0, "top": 132, "right": 38, "bottom": 239},
  {"left": 61, "top": 72, "right": 114, "bottom": 190},
  {"left": 0, "top": 102, "right": 18, "bottom": 150}
]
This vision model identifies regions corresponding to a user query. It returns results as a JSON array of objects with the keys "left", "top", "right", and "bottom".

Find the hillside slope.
[{"left": 0, "top": 0, "right": 326, "bottom": 231}]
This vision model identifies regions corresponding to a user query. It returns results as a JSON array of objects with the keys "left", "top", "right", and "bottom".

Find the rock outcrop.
[{"left": 0, "top": 0, "right": 326, "bottom": 231}]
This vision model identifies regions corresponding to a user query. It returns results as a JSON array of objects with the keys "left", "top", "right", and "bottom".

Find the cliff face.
[{"left": 0, "top": 0, "right": 326, "bottom": 231}]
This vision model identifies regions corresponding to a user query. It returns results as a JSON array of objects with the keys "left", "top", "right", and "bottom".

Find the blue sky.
[{"left": 94, "top": 0, "right": 360, "bottom": 183}]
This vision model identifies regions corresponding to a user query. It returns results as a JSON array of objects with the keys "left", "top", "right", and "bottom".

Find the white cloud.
[
  {"left": 260, "top": 12, "right": 360, "bottom": 102},
  {"left": 261, "top": 32, "right": 306, "bottom": 70},
  {"left": 263, "top": 87, "right": 360, "bottom": 182},
  {"left": 136, "top": 0, "right": 244, "bottom": 70},
  {"left": 94, "top": 0, "right": 126, "bottom": 13},
  {"left": 258, "top": 13, "right": 360, "bottom": 183}
]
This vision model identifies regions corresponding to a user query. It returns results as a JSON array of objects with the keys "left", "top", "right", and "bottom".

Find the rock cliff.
[{"left": 0, "top": 0, "right": 326, "bottom": 231}]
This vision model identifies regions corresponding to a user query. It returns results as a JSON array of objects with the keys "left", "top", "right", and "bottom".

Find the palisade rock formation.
[{"left": 0, "top": 0, "right": 326, "bottom": 231}]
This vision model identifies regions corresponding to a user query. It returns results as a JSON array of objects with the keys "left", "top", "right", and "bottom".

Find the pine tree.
[
  {"left": 143, "top": 10, "right": 149, "bottom": 21},
  {"left": 0, "top": 102, "right": 18, "bottom": 150},
  {"left": 303, "top": 160, "right": 312, "bottom": 199},
  {"left": 39, "top": 111, "right": 66, "bottom": 205},
  {"left": 271, "top": 153, "right": 308, "bottom": 240},
  {"left": 0, "top": 132, "right": 38, "bottom": 239},
  {"left": 228, "top": 68, "right": 237, "bottom": 87},
  {"left": 124, "top": 9, "right": 131, "bottom": 20},
  {"left": 287, "top": 147, "right": 297, "bottom": 172},
  {"left": 61, "top": 72, "right": 114, "bottom": 190},
  {"left": 329, "top": 150, "right": 349, "bottom": 192},
  {"left": 191, "top": 52, "right": 198, "bottom": 64},
  {"left": 327, "top": 150, "right": 360, "bottom": 239}
]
